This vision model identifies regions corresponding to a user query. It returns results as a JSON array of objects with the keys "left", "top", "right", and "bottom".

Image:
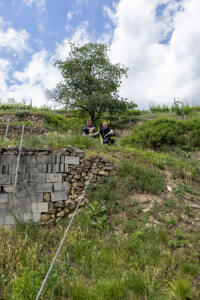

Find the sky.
[{"left": 0, "top": 0, "right": 199, "bottom": 108}]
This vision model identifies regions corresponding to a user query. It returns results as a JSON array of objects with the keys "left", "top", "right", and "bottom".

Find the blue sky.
[
  {"left": 0, "top": 0, "right": 199, "bottom": 108},
  {"left": 0, "top": 0, "right": 116, "bottom": 72}
]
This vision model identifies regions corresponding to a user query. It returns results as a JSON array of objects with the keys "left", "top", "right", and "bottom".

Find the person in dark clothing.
[
  {"left": 82, "top": 120, "right": 95, "bottom": 137},
  {"left": 93, "top": 122, "right": 115, "bottom": 144}
]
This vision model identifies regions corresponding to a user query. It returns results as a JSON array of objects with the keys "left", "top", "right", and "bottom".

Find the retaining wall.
[{"left": 0, "top": 146, "right": 114, "bottom": 226}]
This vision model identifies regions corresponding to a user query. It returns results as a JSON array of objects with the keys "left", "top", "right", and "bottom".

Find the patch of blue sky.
[{"left": 159, "top": 29, "right": 174, "bottom": 44}]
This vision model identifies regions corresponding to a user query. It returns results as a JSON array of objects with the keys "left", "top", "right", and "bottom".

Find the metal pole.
[
  {"left": 14, "top": 124, "right": 25, "bottom": 195},
  {"left": 4, "top": 117, "right": 10, "bottom": 139}
]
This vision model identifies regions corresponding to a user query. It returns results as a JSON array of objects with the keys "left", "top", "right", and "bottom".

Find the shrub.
[
  {"left": 11, "top": 267, "right": 44, "bottom": 300},
  {"left": 44, "top": 112, "right": 83, "bottom": 132},
  {"left": 124, "top": 117, "right": 200, "bottom": 150},
  {"left": 150, "top": 105, "right": 170, "bottom": 113}
]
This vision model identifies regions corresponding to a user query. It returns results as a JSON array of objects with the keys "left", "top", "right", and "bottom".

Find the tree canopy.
[{"left": 46, "top": 43, "right": 128, "bottom": 124}]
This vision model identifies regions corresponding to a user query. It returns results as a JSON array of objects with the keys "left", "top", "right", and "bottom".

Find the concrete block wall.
[{"left": 0, "top": 146, "right": 84, "bottom": 226}]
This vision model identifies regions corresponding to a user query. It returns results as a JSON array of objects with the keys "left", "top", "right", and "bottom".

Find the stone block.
[
  {"left": 0, "top": 194, "right": 9, "bottom": 204},
  {"left": 36, "top": 156, "right": 54, "bottom": 164},
  {"left": 23, "top": 156, "right": 37, "bottom": 165},
  {"left": 2, "top": 185, "right": 14, "bottom": 193},
  {"left": 54, "top": 182, "right": 70, "bottom": 192},
  {"left": 23, "top": 213, "right": 32, "bottom": 222},
  {"left": 52, "top": 164, "right": 60, "bottom": 173},
  {"left": 0, "top": 174, "right": 12, "bottom": 184},
  {"left": 51, "top": 191, "right": 68, "bottom": 202},
  {"left": 32, "top": 212, "right": 41, "bottom": 222},
  {"left": 12, "top": 174, "right": 29, "bottom": 184},
  {"left": 20, "top": 212, "right": 41, "bottom": 223},
  {"left": 27, "top": 165, "right": 46, "bottom": 174},
  {"left": 0, "top": 204, "right": 9, "bottom": 217},
  {"left": 31, "top": 202, "right": 48, "bottom": 213},
  {"left": 36, "top": 183, "right": 53, "bottom": 192},
  {"left": 0, "top": 216, "right": 5, "bottom": 226},
  {"left": 5, "top": 215, "right": 15, "bottom": 225},
  {"left": 0, "top": 155, "right": 17, "bottom": 166},
  {"left": 55, "top": 156, "right": 65, "bottom": 164},
  {"left": 30, "top": 174, "right": 45, "bottom": 183},
  {"left": 64, "top": 156, "right": 80, "bottom": 165},
  {"left": 17, "top": 183, "right": 37, "bottom": 192},
  {"left": 46, "top": 174, "right": 62, "bottom": 183},
  {"left": 10, "top": 191, "right": 43, "bottom": 204},
  {"left": 59, "top": 164, "right": 68, "bottom": 173}
]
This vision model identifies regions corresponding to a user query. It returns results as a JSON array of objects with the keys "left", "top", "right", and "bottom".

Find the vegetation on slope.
[
  {"left": 121, "top": 117, "right": 200, "bottom": 150},
  {"left": 0, "top": 106, "right": 200, "bottom": 299}
]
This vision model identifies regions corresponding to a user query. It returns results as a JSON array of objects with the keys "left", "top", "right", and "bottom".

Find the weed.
[{"left": 169, "top": 278, "right": 192, "bottom": 299}]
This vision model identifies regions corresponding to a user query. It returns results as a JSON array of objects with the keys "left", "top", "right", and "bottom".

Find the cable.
[{"left": 35, "top": 143, "right": 103, "bottom": 300}]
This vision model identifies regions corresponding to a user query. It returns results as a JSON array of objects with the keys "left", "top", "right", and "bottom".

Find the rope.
[
  {"left": 35, "top": 143, "right": 103, "bottom": 300},
  {"left": 14, "top": 124, "right": 25, "bottom": 196}
]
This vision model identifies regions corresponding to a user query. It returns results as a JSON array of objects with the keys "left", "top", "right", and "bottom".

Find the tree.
[{"left": 46, "top": 43, "right": 128, "bottom": 124}]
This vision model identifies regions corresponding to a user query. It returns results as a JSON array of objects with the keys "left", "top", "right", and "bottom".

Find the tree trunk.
[{"left": 90, "top": 111, "right": 96, "bottom": 126}]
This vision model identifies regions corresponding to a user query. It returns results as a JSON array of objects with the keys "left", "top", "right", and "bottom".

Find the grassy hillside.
[{"left": 0, "top": 107, "right": 200, "bottom": 299}]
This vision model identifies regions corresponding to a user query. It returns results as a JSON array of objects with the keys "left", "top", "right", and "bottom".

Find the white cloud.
[
  {"left": 108, "top": 0, "right": 200, "bottom": 108},
  {"left": 0, "top": 59, "right": 10, "bottom": 92},
  {"left": 22, "top": 0, "right": 46, "bottom": 11},
  {"left": 67, "top": 12, "right": 74, "bottom": 21},
  {"left": 1, "top": 22, "right": 91, "bottom": 106},
  {"left": 5, "top": 51, "right": 61, "bottom": 106},
  {"left": 0, "top": 17, "right": 30, "bottom": 53}
]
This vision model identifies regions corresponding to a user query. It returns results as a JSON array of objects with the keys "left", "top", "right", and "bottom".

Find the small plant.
[
  {"left": 184, "top": 205, "right": 194, "bottom": 218},
  {"left": 169, "top": 278, "right": 192, "bottom": 299},
  {"left": 11, "top": 267, "right": 44, "bottom": 300},
  {"left": 85, "top": 200, "right": 107, "bottom": 229}
]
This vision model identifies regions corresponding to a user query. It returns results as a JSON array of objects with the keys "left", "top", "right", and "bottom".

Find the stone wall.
[{"left": 0, "top": 146, "right": 114, "bottom": 226}]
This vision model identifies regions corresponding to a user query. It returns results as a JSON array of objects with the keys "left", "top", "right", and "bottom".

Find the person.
[
  {"left": 93, "top": 121, "right": 115, "bottom": 144},
  {"left": 82, "top": 120, "right": 95, "bottom": 137}
]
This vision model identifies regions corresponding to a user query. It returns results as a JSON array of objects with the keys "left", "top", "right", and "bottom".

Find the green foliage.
[
  {"left": 150, "top": 104, "right": 170, "bottom": 113},
  {"left": 23, "top": 133, "right": 100, "bottom": 150},
  {"left": 44, "top": 112, "right": 82, "bottom": 132},
  {"left": 124, "top": 117, "right": 200, "bottom": 150},
  {"left": 46, "top": 43, "right": 128, "bottom": 123},
  {"left": 11, "top": 267, "right": 44, "bottom": 300},
  {"left": 0, "top": 103, "right": 33, "bottom": 111},
  {"left": 84, "top": 200, "right": 107, "bottom": 229},
  {"left": 118, "top": 159, "right": 166, "bottom": 194}
]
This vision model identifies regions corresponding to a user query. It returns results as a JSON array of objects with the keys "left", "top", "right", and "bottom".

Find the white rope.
[
  {"left": 14, "top": 124, "right": 25, "bottom": 196},
  {"left": 35, "top": 144, "right": 103, "bottom": 300}
]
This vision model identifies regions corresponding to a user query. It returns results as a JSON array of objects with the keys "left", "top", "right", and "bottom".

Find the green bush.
[
  {"left": 0, "top": 103, "right": 33, "bottom": 111},
  {"left": 44, "top": 113, "right": 83, "bottom": 132},
  {"left": 11, "top": 267, "right": 44, "bottom": 300},
  {"left": 123, "top": 117, "right": 200, "bottom": 150},
  {"left": 150, "top": 105, "right": 170, "bottom": 113}
]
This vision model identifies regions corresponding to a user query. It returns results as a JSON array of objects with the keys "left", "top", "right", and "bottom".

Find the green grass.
[
  {"left": 0, "top": 166, "right": 200, "bottom": 299},
  {"left": 118, "top": 159, "right": 166, "bottom": 194},
  {"left": 0, "top": 133, "right": 101, "bottom": 150},
  {"left": 1, "top": 108, "right": 200, "bottom": 299}
]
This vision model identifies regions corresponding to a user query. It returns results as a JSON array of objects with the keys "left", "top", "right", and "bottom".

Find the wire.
[{"left": 35, "top": 144, "right": 103, "bottom": 300}]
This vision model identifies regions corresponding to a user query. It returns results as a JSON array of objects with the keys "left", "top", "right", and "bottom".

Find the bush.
[
  {"left": 44, "top": 113, "right": 83, "bottom": 132},
  {"left": 150, "top": 105, "right": 170, "bottom": 113},
  {"left": 124, "top": 117, "right": 200, "bottom": 150}
]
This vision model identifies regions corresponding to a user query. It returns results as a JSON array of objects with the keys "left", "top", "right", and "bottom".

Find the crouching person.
[
  {"left": 82, "top": 120, "right": 95, "bottom": 137},
  {"left": 93, "top": 122, "right": 115, "bottom": 144}
]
